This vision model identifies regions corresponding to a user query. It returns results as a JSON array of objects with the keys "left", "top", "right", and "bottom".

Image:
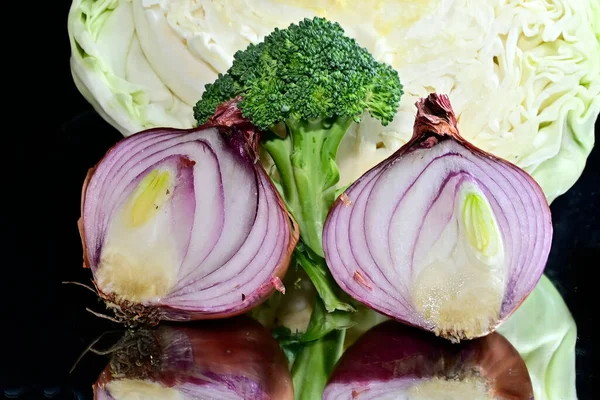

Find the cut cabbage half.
[{"left": 68, "top": 0, "right": 600, "bottom": 202}]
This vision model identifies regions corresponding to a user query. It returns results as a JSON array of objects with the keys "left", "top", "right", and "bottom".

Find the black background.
[{"left": 5, "top": 1, "right": 598, "bottom": 399}]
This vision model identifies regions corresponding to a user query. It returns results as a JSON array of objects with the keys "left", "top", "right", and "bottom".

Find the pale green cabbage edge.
[
  {"left": 68, "top": 0, "right": 194, "bottom": 133},
  {"left": 498, "top": 275, "right": 578, "bottom": 400}
]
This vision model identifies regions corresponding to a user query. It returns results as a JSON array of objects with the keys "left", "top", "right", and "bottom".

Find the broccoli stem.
[
  {"left": 294, "top": 244, "right": 355, "bottom": 313},
  {"left": 263, "top": 116, "right": 353, "bottom": 257},
  {"left": 291, "top": 298, "right": 347, "bottom": 400},
  {"left": 262, "top": 134, "right": 297, "bottom": 215}
]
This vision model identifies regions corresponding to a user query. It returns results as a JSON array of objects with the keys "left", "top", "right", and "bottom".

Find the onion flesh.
[
  {"left": 79, "top": 99, "right": 298, "bottom": 326},
  {"left": 323, "top": 93, "right": 552, "bottom": 341},
  {"left": 93, "top": 316, "right": 294, "bottom": 400},
  {"left": 323, "top": 320, "right": 534, "bottom": 400}
]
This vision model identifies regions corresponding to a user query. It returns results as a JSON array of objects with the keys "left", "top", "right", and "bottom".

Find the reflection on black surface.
[
  {"left": 92, "top": 316, "right": 292, "bottom": 400},
  {"left": 3, "top": 387, "right": 85, "bottom": 400},
  {"left": 324, "top": 321, "right": 533, "bottom": 400},
  {"left": 3, "top": 316, "right": 292, "bottom": 400}
]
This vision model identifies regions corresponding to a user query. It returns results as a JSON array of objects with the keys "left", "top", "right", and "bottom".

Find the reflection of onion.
[
  {"left": 93, "top": 316, "right": 294, "bottom": 400},
  {"left": 324, "top": 320, "right": 533, "bottom": 400},
  {"left": 79, "top": 99, "right": 298, "bottom": 326},
  {"left": 324, "top": 93, "right": 552, "bottom": 341}
]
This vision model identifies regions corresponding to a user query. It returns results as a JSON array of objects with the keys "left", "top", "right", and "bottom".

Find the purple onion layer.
[
  {"left": 79, "top": 99, "right": 298, "bottom": 325},
  {"left": 323, "top": 93, "right": 552, "bottom": 341}
]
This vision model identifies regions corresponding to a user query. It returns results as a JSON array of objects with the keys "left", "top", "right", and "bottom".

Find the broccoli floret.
[
  {"left": 194, "top": 16, "right": 403, "bottom": 259},
  {"left": 195, "top": 17, "right": 401, "bottom": 127}
]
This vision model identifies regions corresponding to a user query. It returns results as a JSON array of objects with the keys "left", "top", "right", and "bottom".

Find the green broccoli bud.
[{"left": 194, "top": 17, "right": 402, "bottom": 129}]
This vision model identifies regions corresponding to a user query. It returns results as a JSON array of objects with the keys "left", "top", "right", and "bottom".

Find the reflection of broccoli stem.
[{"left": 194, "top": 17, "right": 403, "bottom": 257}]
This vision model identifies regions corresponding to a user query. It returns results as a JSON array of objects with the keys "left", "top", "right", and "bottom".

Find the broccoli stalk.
[
  {"left": 194, "top": 17, "right": 403, "bottom": 259},
  {"left": 261, "top": 116, "right": 352, "bottom": 257},
  {"left": 194, "top": 17, "right": 403, "bottom": 399}
]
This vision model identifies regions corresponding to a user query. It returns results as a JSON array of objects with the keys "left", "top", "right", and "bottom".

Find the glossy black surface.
[{"left": 6, "top": 1, "right": 598, "bottom": 398}]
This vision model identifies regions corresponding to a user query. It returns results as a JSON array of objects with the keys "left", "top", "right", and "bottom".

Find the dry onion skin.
[
  {"left": 323, "top": 93, "right": 552, "bottom": 341},
  {"left": 323, "top": 320, "right": 534, "bottom": 400},
  {"left": 93, "top": 316, "right": 294, "bottom": 400},
  {"left": 79, "top": 99, "right": 298, "bottom": 326}
]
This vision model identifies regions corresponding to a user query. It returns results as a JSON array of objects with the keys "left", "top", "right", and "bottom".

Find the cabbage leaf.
[
  {"left": 68, "top": 0, "right": 600, "bottom": 202},
  {"left": 497, "top": 275, "right": 578, "bottom": 400}
]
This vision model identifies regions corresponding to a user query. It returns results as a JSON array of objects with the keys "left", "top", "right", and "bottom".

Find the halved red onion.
[
  {"left": 323, "top": 93, "right": 552, "bottom": 341},
  {"left": 323, "top": 320, "right": 533, "bottom": 399},
  {"left": 79, "top": 99, "right": 298, "bottom": 326},
  {"left": 93, "top": 316, "right": 294, "bottom": 400}
]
